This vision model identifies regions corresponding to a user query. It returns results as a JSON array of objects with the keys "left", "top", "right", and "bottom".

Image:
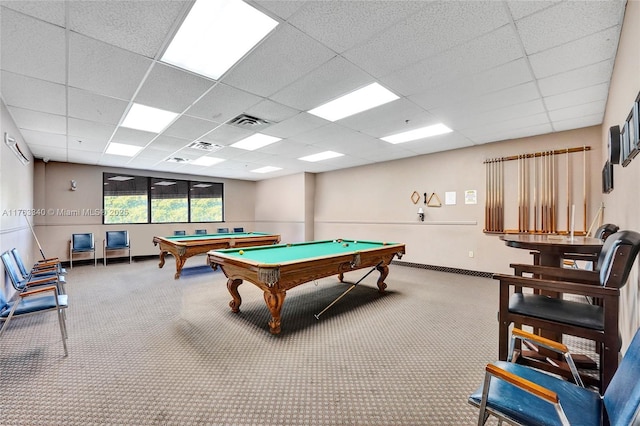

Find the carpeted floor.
[{"left": 1, "top": 257, "right": 504, "bottom": 425}]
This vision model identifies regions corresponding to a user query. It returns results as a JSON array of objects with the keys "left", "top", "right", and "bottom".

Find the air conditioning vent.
[
  {"left": 166, "top": 157, "right": 190, "bottom": 163},
  {"left": 188, "top": 141, "right": 223, "bottom": 152},
  {"left": 228, "top": 114, "right": 271, "bottom": 131}
]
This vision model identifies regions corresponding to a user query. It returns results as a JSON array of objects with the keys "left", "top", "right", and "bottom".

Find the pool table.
[
  {"left": 207, "top": 239, "right": 406, "bottom": 334},
  {"left": 153, "top": 232, "right": 280, "bottom": 279}
]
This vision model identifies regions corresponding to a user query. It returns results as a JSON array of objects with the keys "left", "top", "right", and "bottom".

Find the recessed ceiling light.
[
  {"left": 308, "top": 82, "right": 399, "bottom": 122},
  {"left": 251, "top": 166, "right": 282, "bottom": 173},
  {"left": 230, "top": 133, "right": 281, "bottom": 151},
  {"left": 121, "top": 103, "right": 178, "bottom": 133},
  {"left": 108, "top": 176, "right": 135, "bottom": 181},
  {"left": 154, "top": 181, "right": 176, "bottom": 186},
  {"left": 105, "top": 142, "right": 143, "bottom": 157},
  {"left": 161, "top": 0, "right": 279, "bottom": 80},
  {"left": 192, "top": 183, "right": 213, "bottom": 188},
  {"left": 381, "top": 123, "right": 453, "bottom": 144},
  {"left": 299, "top": 151, "right": 344, "bottom": 162},
  {"left": 192, "top": 156, "right": 225, "bottom": 166}
]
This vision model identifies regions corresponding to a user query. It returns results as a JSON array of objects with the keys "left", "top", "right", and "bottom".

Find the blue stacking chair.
[
  {"left": 469, "top": 326, "right": 640, "bottom": 425},
  {"left": 174, "top": 230, "right": 186, "bottom": 236},
  {"left": 233, "top": 227, "right": 244, "bottom": 233},
  {"left": 10, "top": 248, "right": 65, "bottom": 282},
  {"left": 103, "top": 230, "right": 131, "bottom": 266},
  {"left": 217, "top": 228, "right": 229, "bottom": 233},
  {"left": 195, "top": 229, "right": 207, "bottom": 235},
  {"left": 0, "top": 281, "right": 68, "bottom": 356},
  {"left": 70, "top": 233, "right": 96, "bottom": 268},
  {"left": 1, "top": 250, "right": 65, "bottom": 294}
]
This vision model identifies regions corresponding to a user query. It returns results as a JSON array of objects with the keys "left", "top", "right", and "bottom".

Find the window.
[
  {"left": 103, "top": 173, "right": 224, "bottom": 224},
  {"left": 103, "top": 174, "right": 149, "bottom": 224},
  {"left": 190, "top": 181, "right": 223, "bottom": 222}
]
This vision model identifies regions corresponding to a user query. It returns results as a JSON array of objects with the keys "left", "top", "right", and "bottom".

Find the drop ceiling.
[{"left": 0, "top": 0, "right": 627, "bottom": 181}]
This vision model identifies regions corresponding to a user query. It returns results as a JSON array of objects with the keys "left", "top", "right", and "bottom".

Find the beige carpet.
[{"left": 1, "top": 256, "right": 503, "bottom": 425}]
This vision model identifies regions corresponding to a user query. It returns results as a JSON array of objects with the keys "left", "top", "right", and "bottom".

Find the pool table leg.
[
  {"left": 158, "top": 251, "right": 167, "bottom": 269},
  {"left": 227, "top": 278, "right": 244, "bottom": 312},
  {"left": 376, "top": 264, "right": 389, "bottom": 293},
  {"left": 174, "top": 256, "right": 187, "bottom": 280},
  {"left": 264, "top": 290, "right": 286, "bottom": 334}
]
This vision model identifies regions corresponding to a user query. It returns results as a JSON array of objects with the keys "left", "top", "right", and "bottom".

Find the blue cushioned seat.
[
  {"left": 469, "top": 327, "right": 640, "bottom": 425},
  {"left": 11, "top": 248, "right": 66, "bottom": 277},
  {"left": 70, "top": 233, "right": 96, "bottom": 268},
  {"left": 1, "top": 251, "right": 65, "bottom": 294},
  {"left": 104, "top": 230, "right": 131, "bottom": 266},
  {"left": 195, "top": 229, "right": 207, "bottom": 235},
  {"left": 217, "top": 227, "right": 229, "bottom": 233},
  {"left": 509, "top": 293, "right": 604, "bottom": 330}
]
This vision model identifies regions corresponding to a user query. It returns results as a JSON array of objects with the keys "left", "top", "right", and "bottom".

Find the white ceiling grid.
[{"left": 0, "top": 0, "right": 627, "bottom": 181}]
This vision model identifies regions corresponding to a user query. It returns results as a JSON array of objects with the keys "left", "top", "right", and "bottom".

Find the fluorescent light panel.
[
  {"left": 154, "top": 181, "right": 176, "bottom": 186},
  {"left": 299, "top": 151, "right": 344, "bottom": 162},
  {"left": 192, "top": 156, "right": 224, "bottom": 166},
  {"left": 230, "top": 133, "right": 281, "bottom": 151},
  {"left": 161, "top": 0, "right": 278, "bottom": 80},
  {"left": 308, "top": 82, "right": 399, "bottom": 122},
  {"left": 105, "top": 142, "right": 143, "bottom": 157},
  {"left": 382, "top": 123, "right": 453, "bottom": 144},
  {"left": 108, "top": 176, "right": 135, "bottom": 181},
  {"left": 121, "top": 103, "right": 178, "bottom": 133},
  {"left": 251, "top": 166, "right": 281, "bottom": 173}
]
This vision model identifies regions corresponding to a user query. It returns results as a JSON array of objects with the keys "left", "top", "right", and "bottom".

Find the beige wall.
[
  {"left": 313, "top": 126, "right": 602, "bottom": 273},
  {"left": 601, "top": 0, "right": 640, "bottom": 346},
  {"left": 255, "top": 173, "right": 308, "bottom": 242},
  {"left": 0, "top": 101, "right": 35, "bottom": 297},
  {"left": 32, "top": 161, "right": 257, "bottom": 261}
]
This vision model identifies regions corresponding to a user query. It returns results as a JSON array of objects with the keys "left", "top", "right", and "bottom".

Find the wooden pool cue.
[
  {"left": 314, "top": 262, "right": 383, "bottom": 320},
  {"left": 24, "top": 214, "right": 47, "bottom": 260}
]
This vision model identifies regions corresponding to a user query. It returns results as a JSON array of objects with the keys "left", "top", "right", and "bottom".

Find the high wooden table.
[
  {"left": 153, "top": 232, "right": 280, "bottom": 279},
  {"left": 499, "top": 233, "right": 604, "bottom": 371}
]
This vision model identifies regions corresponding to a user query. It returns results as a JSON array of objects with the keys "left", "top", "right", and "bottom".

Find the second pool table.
[
  {"left": 152, "top": 232, "right": 280, "bottom": 279},
  {"left": 207, "top": 239, "right": 406, "bottom": 334}
]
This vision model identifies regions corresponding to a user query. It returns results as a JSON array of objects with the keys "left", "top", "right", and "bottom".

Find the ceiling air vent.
[
  {"left": 228, "top": 114, "right": 271, "bottom": 131},
  {"left": 166, "top": 157, "right": 190, "bottom": 163},
  {"left": 188, "top": 141, "right": 223, "bottom": 152}
]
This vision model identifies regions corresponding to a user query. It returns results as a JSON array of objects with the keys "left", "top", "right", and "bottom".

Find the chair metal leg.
[{"left": 57, "top": 310, "right": 68, "bottom": 356}]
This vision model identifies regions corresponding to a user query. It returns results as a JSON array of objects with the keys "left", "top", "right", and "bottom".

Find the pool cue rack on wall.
[{"left": 484, "top": 146, "right": 591, "bottom": 235}]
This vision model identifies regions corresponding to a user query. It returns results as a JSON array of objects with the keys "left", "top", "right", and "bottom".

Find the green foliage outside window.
[
  {"left": 191, "top": 198, "right": 222, "bottom": 222},
  {"left": 104, "top": 195, "right": 148, "bottom": 224},
  {"left": 152, "top": 199, "right": 188, "bottom": 223}
]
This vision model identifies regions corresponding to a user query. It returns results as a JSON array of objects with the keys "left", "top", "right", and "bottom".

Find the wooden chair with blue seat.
[
  {"left": 70, "top": 233, "right": 96, "bottom": 268},
  {"left": 1, "top": 250, "right": 66, "bottom": 295},
  {"left": 103, "top": 230, "right": 131, "bottom": 266},
  {"left": 496, "top": 230, "right": 640, "bottom": 392},
  {"left": 469, "top": 326, "right": 640, "bottom": 425},
  {"left": 0, "top": 283, "right": 68, "bottom": 357}
]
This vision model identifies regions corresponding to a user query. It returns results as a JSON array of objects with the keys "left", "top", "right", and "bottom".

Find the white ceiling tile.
[
  {"left": 261, "top": 112, "right": 326, "bottom": 139},
  {"left": 451, "top": 99, "right": 547, "bottom": 131},
  {"left": 67, "top": 149, "right": 101, "bottom": 164},
  {"left": 339, "top": 98, "right": 437, "bottom": 139},
  {"left": 20, "top": 129, "right": 66, "bottom": 148},
  {"left": 68, "top": 32, "right": 152, "bottom": 100},
  {"left": 1, "top": 71, "right": 66, "bottom": 115},
  {"left": 252, "top": 0, "right": 306, "bottom": 20},
  {"left": 199, "top": 124, "right": 254, "bottom": 146},
  {"left": 401, "top": 132, "right": 475, "bottom": 156},
  {"left": 68, "top": 87, "right": 129, "bottom": 125},
  {"left": 548, "top": 100, "right": 606, "bottom": 122},
  {"left": 67, "top": 136, "right": 108, "bottom": 153},
  {"left": 515, "top": 0, "right": 625, "bottom": 54},
  {"left": 1, "top": 1, "right": 66, "bottom": 26},
  {"left": 245, "top": 99, "right": 299, "bottom": 123},
  {"left": 552, "top": 113, "right": 603, "bottom": 132},
  {"left": 8, "top": 106, "right": 66, "bottom": 134},
  {"left": 221, "top": 23, "right": 335, "bottom": 97},
  {"left": 162, "top": 116, "right": 220, "bottom": 141},
  {"left": 544, "top": 83, "right": 609, "bottom": 111},
  {"left": 26, "top": 144, "right": 67, "bottom": 161},
  {"left": 147, "top": 135, "right": 190, "bottom": 152},
  {"left": 537, "top": 60, "right": 614, "bottom": 97},
  {"left": 1, "top": 8, "right": 66, "bottom": 83},
  {"left": 468, "top": 122, "right": 554, "bottom": 144},
  {"left": 528, "top": 26, "right": 621, "bottom": 79},
  {"left": 343, "top": 1, "right": 509, "bottom": 77},
  {"left": 506, "top": 1, "right": 560, "bottom": 21},
  {"left": 259, "top": 140, "right": 315, "bottom": 157},
  {"left": 382, "top": 25, "right": 523, "bottom": 96},
  {"left": 287, "top": 1, "right": 427, "bottom": 53},
  {"left": 186, "top": 83, "right": 262, "bottom": 123},
  {"left": 135, "top": 63, "right": 215, "bottom": 113},
  {"left": 410, "top": 58, "right": 534, "bottom": 111},
  {"left": 67, "top": 118, "right": 116, "bottom": 143},
  {"left": 271, "top": 56, "right": 372, "bottom": 111},
  {"left": 68, "top": 1, "right": 188, "bottom": 58},
  {"left": 111, "top": 127, "right": 157, "bottom": 147}
]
